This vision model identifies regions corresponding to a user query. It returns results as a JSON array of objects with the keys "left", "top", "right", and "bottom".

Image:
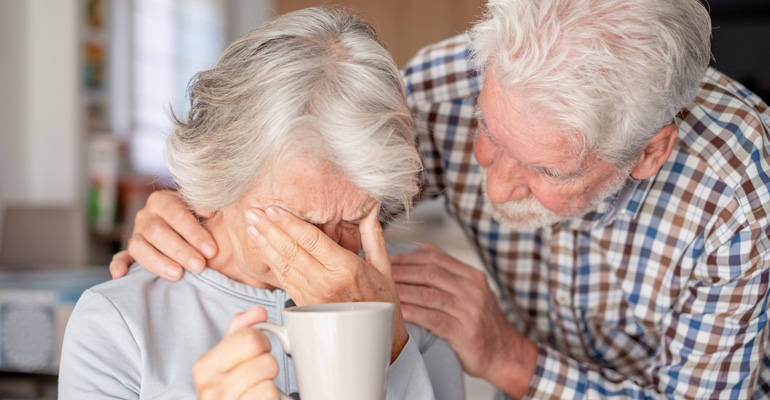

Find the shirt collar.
[{"left": 559, "top": 176, "right": 653, "bottom": 231}]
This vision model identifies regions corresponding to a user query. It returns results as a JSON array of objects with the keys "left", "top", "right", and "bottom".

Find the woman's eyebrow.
[
  {"left": 289, "top": 209, "right": 322, "bottom": 225},
  {"left": 254, "top": 202, "right": 318, "bottom": 224},
  {"left": 284, "top": 205, "right": 367, "bottom": 226},
  {"left": 344, "top": 215, "right": 365, "bottom": 225}
]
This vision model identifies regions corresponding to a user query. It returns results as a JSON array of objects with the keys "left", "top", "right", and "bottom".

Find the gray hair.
[
  {"left": 165, "top": 7, "right": 421, "bottom": 216},
  {"left": 471, "top": 0, "right": 712, "bottom": 166}
]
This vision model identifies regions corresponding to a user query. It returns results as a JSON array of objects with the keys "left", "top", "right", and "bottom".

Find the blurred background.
[{"left": 0, "top": 0, "right": 767, "bottom": 399}]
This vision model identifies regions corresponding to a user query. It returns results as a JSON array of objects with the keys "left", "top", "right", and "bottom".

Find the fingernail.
[
  {"left": 189, "top": 256, "right": 205, "bottom": 273},
  {"left": 266, "top": 207, "right": 278, "bottom": 220},
  {"left": 167, "top": 267, "right": 183, "bottom": 280},
  {"left": 247, "top": 225, "right": 261, "bottom": 239},
  {"left": 245, "top": 210, "right": 261, "bottom": 224},
  {"left": 201, "top": 242, "right": 216, "bottom": 258}
]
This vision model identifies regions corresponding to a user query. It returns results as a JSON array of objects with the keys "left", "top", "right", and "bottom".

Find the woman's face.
[{"left": 205, "top": 156, "right": 378, "bottom": 289}]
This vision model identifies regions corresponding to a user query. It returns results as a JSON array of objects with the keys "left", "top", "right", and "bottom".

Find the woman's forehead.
[
  {"left": 241, "top": 159, "right": 376, "bottom": 225},
  {"left": 243, "top": 196, "right": 375, "bottom": 226}
]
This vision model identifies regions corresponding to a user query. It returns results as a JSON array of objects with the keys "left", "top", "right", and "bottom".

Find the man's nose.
[
  {"left": 473, "top": 128, "right": 497, "bottom": 168},
  {"left": 485, "top": 158, "right": 531, "bottom": 203},
  {"left": 474, "top": 131, "right": 531, "bottom": 203}
]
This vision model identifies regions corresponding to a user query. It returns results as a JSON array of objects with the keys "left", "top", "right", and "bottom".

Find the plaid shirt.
[{"left": 402, "top": 34, "right": 770, "bottom": 399}]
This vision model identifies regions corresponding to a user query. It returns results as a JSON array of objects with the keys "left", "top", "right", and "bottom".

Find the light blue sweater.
[{"left": 58, "top": 264, "right": 464, "bottom": 399}]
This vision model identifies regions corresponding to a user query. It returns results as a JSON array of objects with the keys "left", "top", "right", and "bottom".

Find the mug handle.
[{"left": 253, "top": 322, "right": 294, "bottom": 400}]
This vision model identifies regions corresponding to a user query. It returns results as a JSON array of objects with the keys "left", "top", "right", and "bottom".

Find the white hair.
[
  {"left": 165, "top": 7, "right": 421, "bottom": 216},
  {"left": 471, "top": 0, "right": 712, "bottom": 166}
]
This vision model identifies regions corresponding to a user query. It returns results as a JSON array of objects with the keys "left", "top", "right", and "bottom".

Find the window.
[{"left": 112, "top": 0, "right": 227, "bottom": 176}]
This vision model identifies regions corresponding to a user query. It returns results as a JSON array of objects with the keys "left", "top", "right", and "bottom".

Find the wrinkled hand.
[
  {"left": 245, "top": 205, "right": 408, "bottom": 361},
  {"left": 194, "top": 306, "right": 281, "bottom": 400},
  {"left": 109, "top": 190, "right": 217, "bottom": 281},
  {"left": 390, "top": 243, "right": 538, "bottom": 397}
]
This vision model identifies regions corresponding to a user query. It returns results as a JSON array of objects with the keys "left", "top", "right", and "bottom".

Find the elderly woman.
[{"left": 59, "top": 7, "right": 463, "bottom": 400}]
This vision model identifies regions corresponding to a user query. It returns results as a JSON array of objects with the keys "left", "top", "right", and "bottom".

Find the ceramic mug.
[{"left": 254, "top": 302, "right": 395, "bottom": 400}]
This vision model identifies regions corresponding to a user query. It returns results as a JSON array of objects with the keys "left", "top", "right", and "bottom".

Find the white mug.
[{"left": 254, "top": 302, "right": 395, "bottom": 400}]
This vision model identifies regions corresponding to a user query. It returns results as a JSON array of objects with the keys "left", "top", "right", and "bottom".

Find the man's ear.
[{"left": 630, "top": 124, "right": 678, "bottom": 180}]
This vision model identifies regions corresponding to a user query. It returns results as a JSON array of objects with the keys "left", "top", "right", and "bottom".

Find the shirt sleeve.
[
  {"left": 524, "top": 216, "right": 770, "bottom": 399},
  {"left": 402, "top": 65, "right": 447, "bottom": 204},
  {"left": 387, "top": 330, "right": 437, "bottom": 400},
  {"left": 407, "top": 322, "right": 466, "bottom": 400},
  {"left": 58, "top": 290, "right": 142, "bottom": 400}
]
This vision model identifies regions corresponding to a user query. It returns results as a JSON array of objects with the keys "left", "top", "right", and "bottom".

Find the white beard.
[{"left": 480, "top": 167, "right": 631, "bottom": 230}]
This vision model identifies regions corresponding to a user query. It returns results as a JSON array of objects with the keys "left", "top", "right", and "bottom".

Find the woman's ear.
[{"left": 631, "top": 124, "right": 678, "bottom": 180}]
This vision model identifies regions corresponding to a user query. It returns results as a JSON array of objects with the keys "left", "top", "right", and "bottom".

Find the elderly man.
[
  {"left": 112, "top": 0, "right": 770, "bottom": 398},
  {"left": 59, "top": 7, "right": 464, "bottom": 400}
]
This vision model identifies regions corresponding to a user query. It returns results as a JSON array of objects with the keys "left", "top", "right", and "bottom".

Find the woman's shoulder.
[
  {"left": 68, "top": 263, "right": 200, "bottom": 341},
  {"left": 60, "top": 265, "right": 207, "bottom": 399},
  {"left": 84, "top": 263, "right": 183, "bottom": 306}
]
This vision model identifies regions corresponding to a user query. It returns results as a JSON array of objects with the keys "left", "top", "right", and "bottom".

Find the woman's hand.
[
  {"left": 109, "top": 190, "right": 218, "bottom": 281},
  {"left": 194, "top": 306, "right": 281, "bottom": 400},
  {"left": 245, "top": 205, "right": 409, "bottom": 362}
]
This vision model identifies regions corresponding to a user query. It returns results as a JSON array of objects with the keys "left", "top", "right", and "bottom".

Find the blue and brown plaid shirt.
[{"left": 403, "top": 34, "right": 770, "bottom": 399}]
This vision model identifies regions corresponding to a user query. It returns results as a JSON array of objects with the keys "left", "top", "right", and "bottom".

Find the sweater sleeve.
[
  {"left": 407, "top": 322, "right": 466, "bottom": 400},
  {"left": 58, "top": 290, "right": 142, "bottom": 400},
  {"left": 386, "top": 330, "right": 436, "bottom": 400}
]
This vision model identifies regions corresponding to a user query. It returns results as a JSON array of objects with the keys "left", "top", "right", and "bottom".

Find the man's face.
[
  {"left": 474, "top": 68, "right": 630, "bottom": 229},
  {"left": 211, "top": 155, "right": 377, "bottom": 288}
]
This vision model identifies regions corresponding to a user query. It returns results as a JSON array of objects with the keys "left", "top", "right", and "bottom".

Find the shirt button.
[{"left": 557, "top": 295, "right": 569, "bottom": 305}]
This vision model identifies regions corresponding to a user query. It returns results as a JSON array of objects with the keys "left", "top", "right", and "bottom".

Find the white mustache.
[{"left": 479, "top": 166, "right": 630, "bottom": 230}]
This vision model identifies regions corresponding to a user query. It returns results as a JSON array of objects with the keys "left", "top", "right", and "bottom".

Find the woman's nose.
[
  {"left": 318, "top": 223, "right": 361, "bottom": 254},
  {"left": 318, "top": 223, "right": 340, "bottom": 243}
]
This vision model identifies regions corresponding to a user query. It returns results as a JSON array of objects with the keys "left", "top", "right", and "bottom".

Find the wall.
[
  {"left": 0, "top": 2, "right": 30, "bottom": 209},
  {"left": 710, "top": 17, "right": 770, "bottom": 100},
  {"left": 0, "top": 0, "right": 81, "bottom": 255},
  {"left": 276, "top": 0, "right": 486, "bottom": 67},
  {"left": 227, "top": 0, "right": 276, "bottom": 42},
  {"left": 27, "top": 0, "right": 82, "bottom": 203},
  {"left": 0, "top": 0, "right": 271, "bottom": 257}
]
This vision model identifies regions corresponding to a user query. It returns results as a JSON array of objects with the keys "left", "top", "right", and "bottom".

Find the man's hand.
[
  {"left": 245, "top": 205, "right": 409, "bottom": 362},
  {"left": 390, "top": 243, "right": 538, "bottom": 398},
  {"left": 194, "top": 306, "right": 282, "bottom": 400},
  {"left": 109, "top": 190, "right": 217, "bottom": 281}
]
